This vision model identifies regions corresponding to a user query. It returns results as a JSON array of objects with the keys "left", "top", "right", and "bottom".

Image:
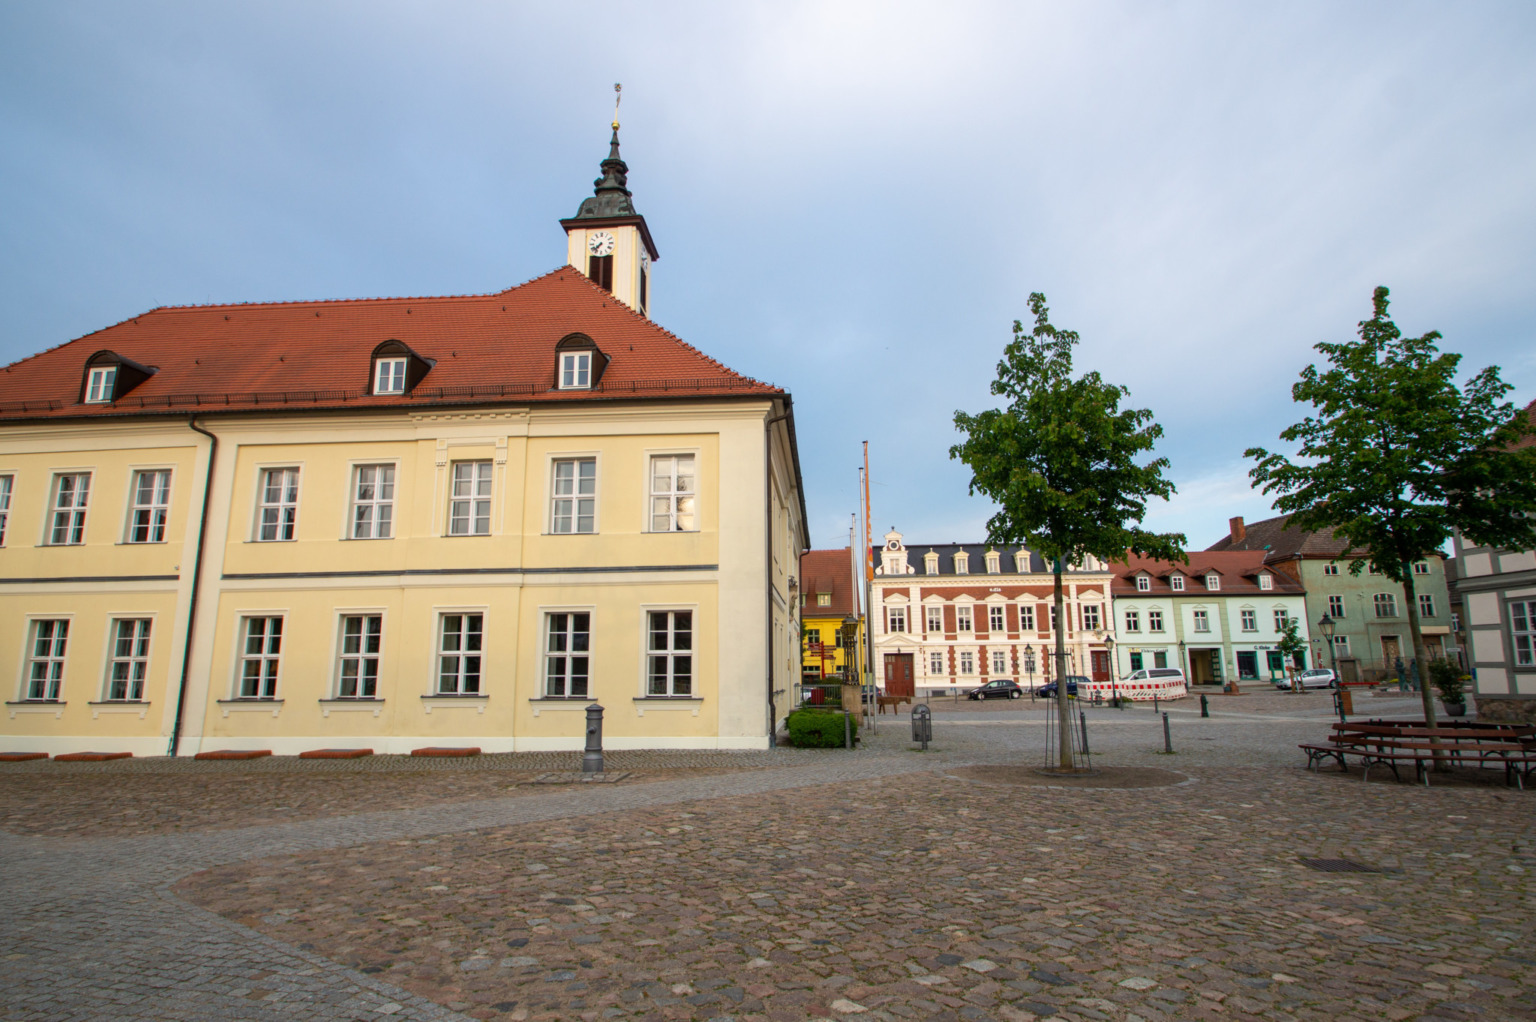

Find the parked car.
[
  {"left": 1035, "top": 675, "right": 1089, "bottom": 698},
  {"left": 1120, "top": 667, "right": 1187, "bottom": 686},
  {"left": 1275, "top": 668, "right": 1336, "bottom": 690},
  {"left": 967, "top": 679, "right": 1025, "bottom": 700}
]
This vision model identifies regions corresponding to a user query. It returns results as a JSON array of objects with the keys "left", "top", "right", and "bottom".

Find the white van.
[{"left": 1122, "top": 667, "right": 1187, "bottom": 685}]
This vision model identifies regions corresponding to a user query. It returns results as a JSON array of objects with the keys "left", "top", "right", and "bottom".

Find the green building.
[{"left": 1210, "top": 514, "right": 1452, "bottom": 682}]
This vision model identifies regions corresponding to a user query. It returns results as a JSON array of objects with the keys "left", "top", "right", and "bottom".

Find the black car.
[
  {"left": 967, "top": 679, "right": 1025, "bottom": 700},
  {"left": 1035, "top": 675, "right": 1089, "bottom": 698}
]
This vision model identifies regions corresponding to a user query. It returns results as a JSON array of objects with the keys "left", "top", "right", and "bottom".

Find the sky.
[{"left": 3, "top": 2, "right": 1534, "bottom": 553}]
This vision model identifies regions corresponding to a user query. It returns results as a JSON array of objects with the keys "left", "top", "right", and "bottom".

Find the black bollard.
[
  {"left": 844, "top": 710, "right": 852, "bottom": 749},
  {"left": 1162, "top": 711, "right": 1173, "bottom": 754},
  {"left": 1200, "top": 694, "right": 1209, "bottom": 718},
  {"left": 1153, "top": 692, "right": 1159, "bottom": 715},
  {"left": 583, "top": 703, "right": 605, "bottom": 774},
  {"left": 1079, "top": 709, "right": 1089, "bottom": 756}
]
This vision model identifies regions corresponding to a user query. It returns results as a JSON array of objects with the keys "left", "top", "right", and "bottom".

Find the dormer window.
[
  {"left": 1170, "top": 575, "right": 1185, "bottom": 592},
  {"left": 1258, "top": 573, "right": 1272, "bottom": 591},
  {"left": 85, "top": 366, "right": 117, "bottom": 403},
  {"left": 1205, "top": 574, "right": 1220, "bottom": 591},
  {"left": 1136, "top": 575, "right": 1151, "bottom": 592},
  {"left": 925, "top": 552, "right": 939, "bottom": 575},
  {"left": 374, "top": 358, "right": 407, "bottom": 394},
  {"left": 985, "top": 551, "right": 1001, "bottom": 574},
  {"left": 561, "top": 351, "right": 591, "bottom": 389},
  {"left": 954, "top": 552, "right": 969, "bottom": 575},
  {"left": 80, "top": 350, "right": 155, "bottom": 405},
  {"left": 369, "top": 340, "right": 434, "bottom": 396}
]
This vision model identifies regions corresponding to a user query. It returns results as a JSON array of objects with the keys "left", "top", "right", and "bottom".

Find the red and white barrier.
[{"left": 1078, "top": 678, "right": 1187, "bottom": 701}]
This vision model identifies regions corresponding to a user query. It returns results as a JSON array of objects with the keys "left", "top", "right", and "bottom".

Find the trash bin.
[{"left": 1338, "top": 687, "right": 1353, "bottom": 716}]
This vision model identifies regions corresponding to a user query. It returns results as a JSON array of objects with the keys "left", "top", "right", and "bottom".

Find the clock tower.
[{"left": 560, "top": 119, "right": 659, "bottom": 319}]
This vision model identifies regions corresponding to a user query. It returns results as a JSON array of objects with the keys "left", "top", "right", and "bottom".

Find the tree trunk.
[
  {"left": 1400, "top": 564, "right": 1445, "bottom": 763},
  {"left": 1055, "top": 560, "right": 1072, "bottom": 771}
]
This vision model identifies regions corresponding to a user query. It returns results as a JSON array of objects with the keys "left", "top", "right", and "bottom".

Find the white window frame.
[
  {"left": 886, "top": 606, "right": 907, "bottom": 634},
  {"left": 1374, "top": 593, "right": 1398, "bottom": 618},
  {"left": 925, "top": 553, "right": 939, "bottom": 575},
  {"left": 349, "top": 463, "right": 397, "bottom": 540},
  {"left": 550, "top": 457, "right": 596, "bottom": 535},
  {"left": 1125, "top": 609, "right": 1140, "bottom": 632},
  {"left": 1273, "top": 609, "right": 1290, "bottom": 632},
  {"left": 374, "top": 357, "right": 408, "bottom": 394},
  {"left": 988, "top": 605, "right": 1005, "bottom": 632},
  {"left": 1240, "top": 609, "right": 1257, "bottom": 632},
  {"left": 85, "top": 366, "right": 116, "bottom": 403},
  {"left": 956, "top": 605, "right": 973, "bottom": 632},
  {"left": 47, "top": 472, "right": 91, "bottom": 546},
  {"left": 648, "top": 453, "right": 697, "bottom": 533},
  {"left": 1205, "top": 574, "right": 1220, "bottom": 591},
  {"left": 127, "top": 469, "right": 172, "bottom": 544},
  {"left": 954, "top": 553, "right": 969, "bottom": 575},
  {"left": 559, "top": 351, "right": 592, "bottom": 389},
  {"left": 1333, "top": 634, "right": 1351, "bottom": 655},
  {"left": 1148, "top": 608, "right": 1164, "bottom": 632},
  {"left": 959, "top": 651, "right": 975, "bottom": 675},
  {"left": 1136, "top": 575, "right": 1151, "bottom": 592},
  {"left": 543, "top": 610, "right": 591, "bottom": 698},
  {"left": 1018, "top": 604, "right": 1035, "bottom": 631},
  {"left": 336, "top": 613, "right": 383, "bottom": 698},
  {"left": 104, "top": 618, "right": 151, "bottom": 701},
  {"left": 991, "top": 649, "right": 1008, "bottom": 675},
  {"left": 1193, "top": 609, "right": 1210, "bottom": 633},
  {"left": 1328, "top": 594, "right": 1346, "bottom": 618},
  {"left": 1082, "top": 604, "right": 1101, "bottom": 631},
  {"left": 1418, "top": 593, "right": 1436, "bottom": 618},
  {"left": 1258, "top": 573, "right": 1272, "bottom": 591},
  {"left": 816, "top": 593, "right": 831, "bottom": 607},
  {"left": 985, "top": 552, "right": 1000, "bottom": 574},
  {"left": 646, "top": 608, "right": 694, "bottom": 697},
  {"left": 929, "top": 650, "right": 945, "bottom": 675},
  {"left": 1511, "top": 600, "right": 1536, "bottom": 667},
  {"left": 926, "top": 605, "right": 943, "bottom": 633},
  {"left": 255, "top": 467, "right": 300, "bottom": 542},
  {"left": 1414, "top": 561, "right": 1431, "bottom": 575},
  {"left": 1323, "top": 563, "right": 1340, "bottom": 576},
  {"left": 437, "top": 612, "right": 484, "bottom": 694},
  {"left": 22, "top": 618, "right": 69, "bottom": 701},
  {"left": 236, "top": 615, "right": 283, "bottom": 699},
  {"left": 1170, "top": 575, "right": 1185, "bottom": 592},
  {"left": 447, "top": 460, "right": 493, "bottom": 537},
  {"left": 0, "top": 473, "right": 12, "bottom": 546}
]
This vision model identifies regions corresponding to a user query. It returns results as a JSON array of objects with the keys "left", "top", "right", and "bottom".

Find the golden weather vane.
[{"left": 612, "top": 82, "right": 622, "bottom": 130}]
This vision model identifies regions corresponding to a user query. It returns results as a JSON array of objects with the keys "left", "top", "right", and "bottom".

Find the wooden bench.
[
  {"left": 1301, "top": 724, "right": 1536, "bottom": 787},
  {"left": 877, "top": 695, "right": 912, "bottom": 714}
]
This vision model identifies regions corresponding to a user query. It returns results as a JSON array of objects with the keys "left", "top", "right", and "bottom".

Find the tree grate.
[{"left": 1299, "top": 856, "right": 1391, "bottom": 873}]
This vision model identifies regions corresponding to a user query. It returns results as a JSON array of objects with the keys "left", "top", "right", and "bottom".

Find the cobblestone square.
[{"left": 3, "top": 694, "right": 1533, "bottom": 1021}]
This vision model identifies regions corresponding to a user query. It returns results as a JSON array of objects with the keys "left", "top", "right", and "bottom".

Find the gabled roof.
[
  {"left": 874, "top": 542, "right": 1107, "bottom": 578},
  {"left": 1109, "top": 551, "right": 1305, "bottom": 597},
  {"left": 800, "top": 549, "right": 858, "bottom": 617},
  {"left": 1207, "top": 513, "right": 1356, "bottom": 559},
  {"left": 0, "top": 267, "right": 778, "bottom": 421}
]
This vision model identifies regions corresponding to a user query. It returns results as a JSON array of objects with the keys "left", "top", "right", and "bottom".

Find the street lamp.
[
  {"left": 1024, "top": 643, "right": 1036, "bottom": 700},
  {"left": 841, "top": 614, "right": 860, "bottom": 684},
  {"left": 1104, "top": 632, "right": 1118, "bottom": 707},
  {"left": 1318, "top": 613, "right": 1343, "bottom": 721}
]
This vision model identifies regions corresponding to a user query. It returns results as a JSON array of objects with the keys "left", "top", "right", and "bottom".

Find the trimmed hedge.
[{"left": 786, "top": 708, "right": 854, "bottom": 748}]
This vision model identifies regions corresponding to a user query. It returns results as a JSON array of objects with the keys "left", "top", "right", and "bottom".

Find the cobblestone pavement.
[{"left": 4, "top": 701, "right": 1531, "bottom": 1021}]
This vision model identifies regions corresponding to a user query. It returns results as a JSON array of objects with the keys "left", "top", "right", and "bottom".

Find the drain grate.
[{"left": 1299, "top": 856, "right": 1390, "bottom": 873}]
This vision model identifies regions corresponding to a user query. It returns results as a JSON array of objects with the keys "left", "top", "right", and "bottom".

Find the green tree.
[
  {"left": 1276, "top": 617, "right": 1307, "bottom": 687},
  {"left": 1247, "top": 286, "right": 1536, "bottom": 732},
  {"left": 952, "top": 293, "right": 1186, "bottom": 770}
]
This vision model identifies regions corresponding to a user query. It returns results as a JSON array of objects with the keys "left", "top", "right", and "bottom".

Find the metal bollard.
[
  {"left": 1079, "top": 709, "right": 1089, "bottom": 756},
  {"left": 844, "top": 710, "right": 852, "bottom": 750},
  {"left": 1200, "top": 694, "right": 1209, "bottom": 718},
  {"left": 1153, "top": 693, "right": 1159, "bottom": 715},
  {"left": 1162, "top": 711, "right": 1173, "bottom": 754},
  {"left": 912, "top": 704, "right": 932, "bottom": 751},
  {"left": 583, "top": 703, "right": 605, "bottom": 774}
]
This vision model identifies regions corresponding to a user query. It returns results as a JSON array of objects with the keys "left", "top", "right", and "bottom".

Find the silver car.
[{"left": 1275, "top": 668, "right": 1337, "bottom": 690}]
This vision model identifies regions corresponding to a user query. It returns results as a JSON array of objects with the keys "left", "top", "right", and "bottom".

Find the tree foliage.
[
  {"left": 950, "top": 293, "right": 1186, "bottom": 565},
  {"left": 1247, "top": 286, "right": 1536, "bottom": 733}
]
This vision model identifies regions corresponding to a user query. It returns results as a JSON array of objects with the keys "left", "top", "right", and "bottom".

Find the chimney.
[{"left": 1229, "top": 516, "right": 1246, "bottom": 544}]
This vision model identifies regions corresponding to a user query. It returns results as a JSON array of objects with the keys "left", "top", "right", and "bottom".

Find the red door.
[
  {"left": 884, "top": 654, "right": 915, "bottom": 697},
  {"left": 1090, "top": 650, "right": 1110, "bottom": 682}
]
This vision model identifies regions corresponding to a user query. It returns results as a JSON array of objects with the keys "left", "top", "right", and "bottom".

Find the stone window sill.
[{"left": 422, "top": 693, "right": 486, "bottom": 715}]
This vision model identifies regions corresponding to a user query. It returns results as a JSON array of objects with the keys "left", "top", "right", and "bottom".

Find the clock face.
[{"left": 587, "top": 231, "right": 615, "bottom": 256}]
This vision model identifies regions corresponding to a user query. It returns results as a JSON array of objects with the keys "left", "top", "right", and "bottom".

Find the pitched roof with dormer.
[
  {"left": 0, "top": 266, "right": 778, "bottom": 422},
  {"left": 800, "top": 549, "right": 858, "bottom": 617},
  {"left": 1109, "top": 551, "right": 1305, "bottom": 596}
]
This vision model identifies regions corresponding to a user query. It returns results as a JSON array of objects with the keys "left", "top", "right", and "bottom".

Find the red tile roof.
[
  {"left": 1108, "top": 550, "right": 1306, "bottom": 596},
  {"left": 0, "top": 267, "right": 780, "bottom": 421},
  {"left": 800, "top": 548, "right": 858, "bottom": 618}
]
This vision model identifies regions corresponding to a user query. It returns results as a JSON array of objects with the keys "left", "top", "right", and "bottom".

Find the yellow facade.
[
  {"left": 800, "top": 615, "right": 863, "bottom": 680},
  {"left": 1, "top": 402, "right": 804, "bottom": 755}
]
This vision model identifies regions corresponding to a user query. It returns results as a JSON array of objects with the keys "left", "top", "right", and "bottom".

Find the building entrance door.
[
  {"left": 1381, "top": 635, "right": 1401, "bottom": 664},
  {"left": 1090, "top": 650, "right": 1110, "bottom": 681},
  {"left": 1236, "top": 651, "right": 1259, "bottom": 680},
  {"left": 883, "top": 653, "right": 915, "bottom": 698},
  {"left": 1189, "top": 649, "right": 1214, "bottom": 684}
]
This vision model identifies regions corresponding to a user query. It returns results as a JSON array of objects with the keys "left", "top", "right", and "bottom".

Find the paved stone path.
[{"left": 2, "top": 698, "right": 1530, "bottom": 1021}]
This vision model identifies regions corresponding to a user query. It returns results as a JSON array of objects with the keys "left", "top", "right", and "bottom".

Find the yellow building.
[
  {"left": 0, "top": 128, "right": 807, "bottom": 757},
  {"left": 798, "top": 548, "right": 863, "bottom": 686}
]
